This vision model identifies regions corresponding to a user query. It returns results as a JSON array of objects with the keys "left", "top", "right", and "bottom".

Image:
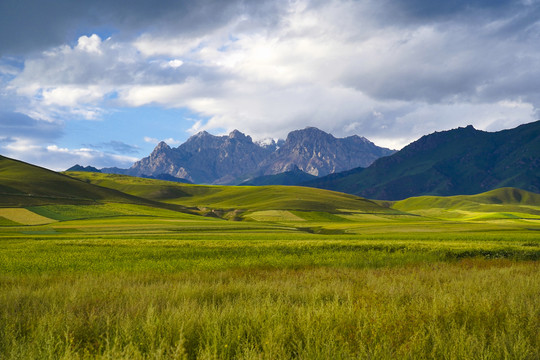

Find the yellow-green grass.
[
  {"left": 26, "top": 203, "right": 205, "bottom": 222},
  {"left": 245, "top": 210, "right": 306, "bottom": 222},
  {"left": 1, "top": 216, "right": 539, "bottom": 274},
  {"left": 1, "top": 261, "right": 538, "bottom": 359},
  {"left": 0, "top": 216, "right": 20, "bottom": 226},
  {"left": 65, "top": 172, "right": 395, "bottom": 214},
  {"left": 391, "top": 187, "right": 540, "bottom": 220},
  {"left": 0, "top": 208, "right": 56, "bottom": 225},
  {"left": 2, "top": 170, "right": 540, "bottom": 358},
  {"left": 1, "top": 208, "right": 539, "bottom": 359}
]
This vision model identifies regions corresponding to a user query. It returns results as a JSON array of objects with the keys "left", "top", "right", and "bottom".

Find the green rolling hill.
[
  {"left": 389, "top": 187, "right": 540, "bottom": 220},
  {"left": 65, "top": 171, "right": 395, "bottom": 214},
  {"left": 0, "top": 155, "right": 193, "bottom": 214},
  {"left": 3, "top": 155, "right": 537, "bottom": 227}
]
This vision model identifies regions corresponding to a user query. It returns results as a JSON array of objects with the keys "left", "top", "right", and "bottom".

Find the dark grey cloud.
[
  {"left": 0, "top": 0, "right": 288, "bottom": 56},
  {"left": 393, "top": 0, "right": 514, "bottom": 20},
  {"left": 0, "top": 111, "right": 63, "bottom": 140},
  {"left": 336, "top": 0, "right": 540, "bottom": 106}
]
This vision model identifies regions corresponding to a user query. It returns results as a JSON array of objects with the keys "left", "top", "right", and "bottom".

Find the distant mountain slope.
[
  {"left": 0, "top": 155, "right": 145, "bottom": 206},
  {"left": 239, "top": 166, "right": 317, "bottom": 186},
  {"left": 129, "top": 127, "right": 394, "bottom": 184},
  {"left": 301, "top": 166, "right": 365, "bottom": 189},
  {"left": 142, "top": 173, "right": 192, "bottom": 184},
  {"left": 305, "top": 121, "right": 540, "bottom": 200},
  {"left": 130, "top": 130, "right": 273, "bottom": 184},
  {"left": 66, "top": 164, "right": 101, "bottom": 172},
  {"left": 258, "top": 127, "right": 395, "bottom": 176}
]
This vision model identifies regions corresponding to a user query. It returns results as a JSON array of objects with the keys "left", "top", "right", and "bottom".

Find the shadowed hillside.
[
  {"left": 304, "top": 121, "right": 540, "bottom": 200},
  {"left": 0, "top": 155, "right": 193, "bottom": 214}
]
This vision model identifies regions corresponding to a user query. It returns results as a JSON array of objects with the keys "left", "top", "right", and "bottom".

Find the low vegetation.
[{"left": 1, "top": 164, "right": 539, "bottom": 359}]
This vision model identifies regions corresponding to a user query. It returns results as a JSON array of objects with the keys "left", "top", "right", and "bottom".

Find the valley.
[
  {"left": 2, "top": 1, "right": 540, "bottom": 358},
  {"left": 0, "top": 155, "right": 539, "bottom": 359}
]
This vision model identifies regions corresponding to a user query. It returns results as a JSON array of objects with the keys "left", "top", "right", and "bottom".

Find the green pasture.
[
  {"left": 1, "top": 207, "right": 539, "bottom": 359},
  {"left": 0, "top": 216, "right": 539, "bottom": 359},
  {"left": 65, "top": 172, "right": 395, "bottom": 214},
  {"left": 1, "top": 166, "right": 539, "bottom": 359}
]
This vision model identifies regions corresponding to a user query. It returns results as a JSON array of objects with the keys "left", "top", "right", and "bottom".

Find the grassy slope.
[
  {"left": 1, "top": 168, "right": 538, "bottom": 358},
  {"left": 0, "top": 155, "right": 146, "bottom": 206},
  {"left": 65, "top": 172, "right": 394, "bottom": 214},
  {"left": 0, "top": 156, "right": 195, "bottom": 215},
  {"left": 391, "top": 187, "right": 540, "bottom": 220}
]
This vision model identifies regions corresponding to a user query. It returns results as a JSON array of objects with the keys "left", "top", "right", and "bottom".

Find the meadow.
[
  {"left": 1, "top": 211, "right": 539, "bottom": 359},
  {"left": 0, "top": 164, "right": 539, "bottom": 359}
]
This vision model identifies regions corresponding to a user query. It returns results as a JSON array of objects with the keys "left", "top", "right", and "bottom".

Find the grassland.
[
  {"left": 1, "top": 167, "right": 539, "bottom": 359},
  {"left": 65, "top": 172, "right": 394, "bottom": 215},
  {"left": 1, "top": 211, "right": 539, "bottom": 359}
]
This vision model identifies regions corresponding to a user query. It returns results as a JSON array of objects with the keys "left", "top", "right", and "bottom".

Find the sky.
[{"left": 0, "top": 0, "right": 539, "bottom": 171}]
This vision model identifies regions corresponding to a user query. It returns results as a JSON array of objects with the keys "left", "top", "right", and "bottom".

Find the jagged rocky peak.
[
  {"left": 129, "top": 126, "right": 396, "bottom": 184},
  {"left": 348, "top": 134, "right": 371, "bottom": 143},
  {"left": 194, "top": 130, "right": 211, "bottom": 137},
  {"left": 286, "top": 127, "right": 334, "bottom": 143},
  {"left": 228, "top": 129, "right": 253, "bottom": 142},
  {"left": 148, "top": 141, "right": 172, "bottom": 158},
  {"left": 182, "top": 130, "right": 223, "bottom": 151},
  {"left": 154, "top": 141, "right": 171, "bottom": 152}
]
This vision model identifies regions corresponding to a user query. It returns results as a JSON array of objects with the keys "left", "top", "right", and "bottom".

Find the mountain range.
[
  {"left": 105, "top": 127, "right": 395, "bottom": 184},
  {"left": 304, "top": 121, "right": 540, "bottom": 200},
  {"left": 67, "top": 121, "right": 539, "bottom": 200}
]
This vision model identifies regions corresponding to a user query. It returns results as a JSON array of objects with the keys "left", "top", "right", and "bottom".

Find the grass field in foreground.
[
  {"left": 0, "top": 214, "right": 539, "bottom": 359},
  {"left": 1, "top": 261, "right": 537, "bottom": 359},
  {"left": 1, "top": 167, "right": 539, "bottom": 359}
]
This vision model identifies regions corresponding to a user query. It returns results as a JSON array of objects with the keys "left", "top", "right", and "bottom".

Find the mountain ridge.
[
  {"left": 127, "top": 127, "right": 395, "bottom": 184},
  {"left": 304, "top": 121, "right": 540, "bottom": 199}
]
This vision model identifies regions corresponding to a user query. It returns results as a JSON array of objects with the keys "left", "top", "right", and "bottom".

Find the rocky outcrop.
[
  {"left": 130, "top": 130, "right": 273, "bottom": 184},
  {"left": 129, "top": 127, "right": 395, "bottom": 184},
  {"left": 259, "top": 127, "right": 394, "bottom": 176}
]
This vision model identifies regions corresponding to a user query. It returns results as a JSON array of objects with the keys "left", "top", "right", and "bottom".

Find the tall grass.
[
  {"left": 1, "top": 233, "right": 538, "bottom": 275},
  {"left": 0, "top": 261, "right": 538, "bottom": 359},
  {"left": 1, "top": 203, "right": 538, "bottom": 359}
]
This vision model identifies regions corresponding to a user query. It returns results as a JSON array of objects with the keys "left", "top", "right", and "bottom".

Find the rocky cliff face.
[
  {"left": 259, "top": 127, "right": 395, "bottom": 176},
  {"left": 130, "top": 127, "right": 395, "bottom": 184},
  {"left": 130, "top": 130, "right": 273, "bottom": 184}
]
